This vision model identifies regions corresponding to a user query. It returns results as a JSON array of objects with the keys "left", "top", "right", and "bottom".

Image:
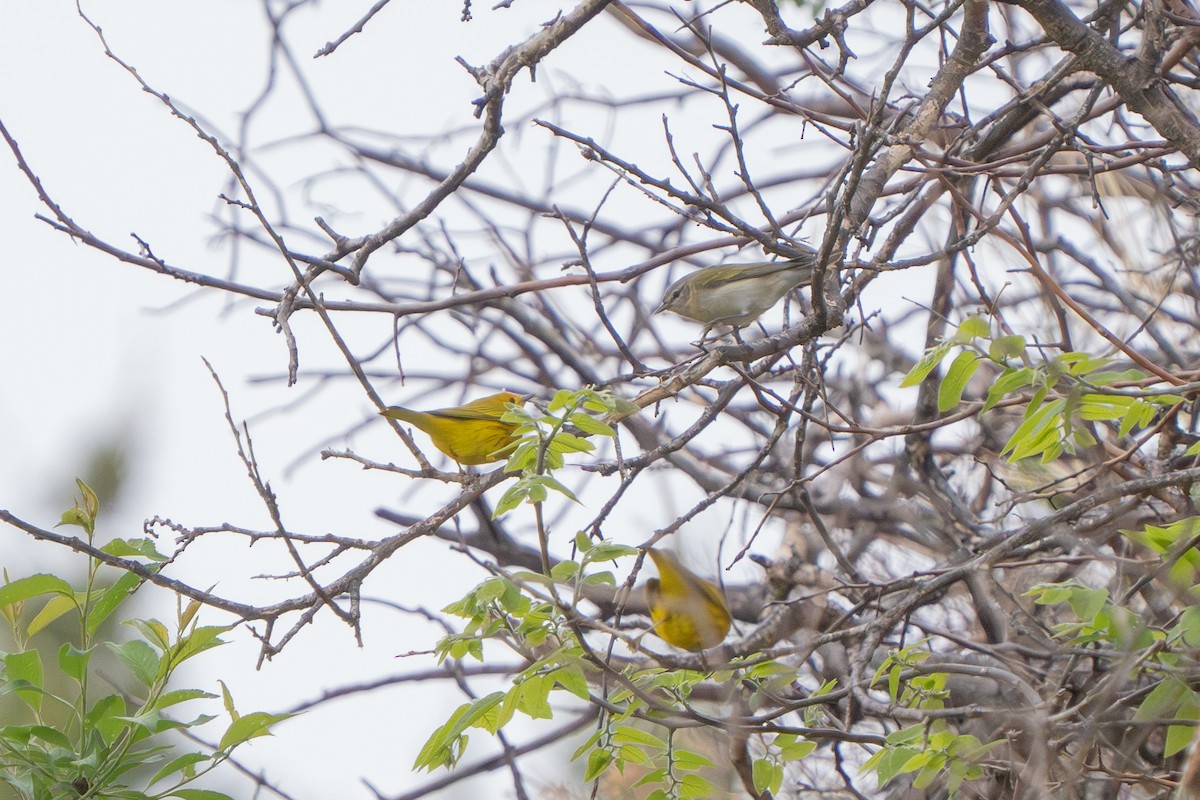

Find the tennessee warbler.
[{"left": 654, "top": 253, "right": 817, "bottom": 333}]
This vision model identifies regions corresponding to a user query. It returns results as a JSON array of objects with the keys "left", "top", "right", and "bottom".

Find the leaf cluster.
[{"left": 0, "top": 481, "right": 289, "bottom": 800}]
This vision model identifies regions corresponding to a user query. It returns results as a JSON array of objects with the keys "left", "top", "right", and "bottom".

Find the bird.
[
  {"left": 380, "top": 391, "right": 526, "bottom": 466},
  {"left": 644, "top": 548, "right": 732, "bottom": 651},
  {"left": 653, "top": 252, "right": 817, "bottom": 336}
]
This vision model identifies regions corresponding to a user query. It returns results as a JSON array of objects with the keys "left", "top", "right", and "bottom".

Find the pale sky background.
[{"left": 0, "top": 3, "right": 808, "bottom": 798}]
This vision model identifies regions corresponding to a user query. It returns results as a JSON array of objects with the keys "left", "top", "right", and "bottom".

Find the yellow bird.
[
  {"left": 645, "top": 548, "right": 732, "bottom": 651},
  {"left": 381, "top": 391, "right": 526, "bottom": 466}
]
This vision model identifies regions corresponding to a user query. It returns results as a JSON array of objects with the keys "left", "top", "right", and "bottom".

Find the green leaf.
[
  {"left": 1066, "top": 587, "right": 1108, "bottom": 621},
  {"left": 219, "top": 679, "right": 240, "bottom": 722},
  {"left": 169, "top": 791, "right": 237, "bottom": 800},
  {"left": 988, "top": 334, "right": 1026, "bottom": 361},
  {"left": 218, "top": 711, "right": 292, "bottom": 751},
  {"left": 1078, "top": 393, "right": 1130, "bottom": 421},
  {"left": 547, "top": 433, "right": 596, "bottom": 454},
  {"left": 179, "top": 596, "right": 203, "bottom": 632},
  {"left": 117, "top": 709, "right": 170, "bottom": 734},
  {"left": 947, "top": 758, "right": 968, "bottom": 794},
  {"left": 503, "top": 441, "right": 539, "bottom": 473},
  {"left": 1179, "top": 608, "right": 1200, "bottom": 647},
  {"left": 938, "top": 350, "right": 979, "bottom": 412},
  {"left": 28, "top": 725, "right": 71, "bottom": 749},
  {"left": 59, "top": 506, "right": 93, "bottom": 533},
  {"left": 981, "top": 366, "right": 1034, "bottom": 413},
  {"left": 0, "top": 574, "right": 75, "bottom": 607},
  {"left": 413, "top": 692, "right": 505, "bottom": 771},
  {"left": 1002, "top": 398, "right": 1067, "bottom": 461},
  {"left": 87, "top": 572, "right": 142, "bottom": 636},
  {"left": 85, "top": 694, "right": 127, "bottom": 743},
  {"left": 752, "top": 758, "right": 774, "bottom": 794},
  {"left": 492, "top": 483, "right": 530, "bottom": 518},
  {"left": 955, "top": 316, "right": 990, "bottom": 341},
  {"left": 1167, "top": 695, "right": 1200, "bottom": 757},
  {"left": 1025, "top": 583, "right": 1071, "bottom": 605},
  {"left": 1166, "top": 722, "right": 1196, "bottom": 758},
  {"left": 550, "top": 560, "right": 580, "bottom": 582},
  {"left": 101, "top": 538, "right": 167, "bottom": 562},
  {"left": 612, "top": 725, "right": 666, "bottom": 749},
  {"left": 886, "top": 724, "right": 926, "bottom": 745},
  {"left": 27, "top": 594, "right": 79, "bottom": 637},
  {"left": 552, "top": 666, "right": 591, "bottom": 700},
  {"left": 76, "top": 478, "right": 100, "bottom": 520},
  {"left": 171, "top": 625, "right": 233, "bottom": 666},
  {"left": 622, "top": 745, "right": 656, "bottom": 768},
  {"left": 103, "top": 742, "right": 175, "bottom": 778},
  {"left": 540, "top": 475, "right": 582, "bottom": 505},
  {"left": 1134, "top": 676, "right": 1187, "bottom": 722},
  {"left": 475, "top": 578, "right": 509, "bottom": 604},
  {"left": 946, "top": 733, "right": 982, "bottom": 757},
  {"left": 548, "top": 389, "right": 576, "bottom": 412},
  {"left": 679, "top": 772, "right": 721, "bottom": 799},
  {"left": 58, "top": 643, "right": 92, "bottom": 681},
  {"left": 584, "top": 542, "right": 639, "bottom": 563},
  {"left": 568, "top": 412, "right": 615, "bottom": 438},
  {"left": 6, "top": 650, "right": 44, "bottom": 711},
  {"left": 0, "top": 725, "right": 34, "bottom": 745},
  {"left": 152, "top": 689, "right": 217, "bottom": 710},
  {"left": 127, "top": 618, "right": 171, "bottom": 651},
  {"left": 915, "top": 758, "right": 945, "bottom": 789},
  {"left": 1118, "top": 400, "right": 1155, "bottom": 438},
  {"left": 780, "top": 740, "right": 816, "bottom": 760},
  {"left": 877, "top": 746, "right": 920, "bottom": 783},
  {"left": 1088, "top": 368, "right": 1146, "bottom": 386},
  {"left": 672, "top": 749, "right": 716, "bottom": 770},
  {"left": 107, "top": 640, "right": 160, "bottom": 686},
  {"left": 572, "top": 729, "right": 604, "bottom": 761},
  {"left": 583, "top": 748, "right": 613, "bottom": 781},
  {"left": 900, "top": 342, "right": 952, "bottom": 388},
  {"left": 149, "top": 753, "right": 211, "bottom": 786},
  {"left": 57, "top": 478, "right": 99, "bottom": 535},
  {"left": 601, "top": 394, "right": 641, "bottom": 417},
  {"left": 513, "top": 674, "right": 553, "bottom": 720},
  {"left": 869, "top": 653, "right": 894, "bottom": 689}
]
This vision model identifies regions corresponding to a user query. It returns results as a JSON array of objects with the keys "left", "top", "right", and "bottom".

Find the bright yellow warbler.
[
  {"left": 381, "top": 391, "right": 525, "bottom": 465},
  {"left": 645, "top": 548, "right": 732, "bottom": 651}
]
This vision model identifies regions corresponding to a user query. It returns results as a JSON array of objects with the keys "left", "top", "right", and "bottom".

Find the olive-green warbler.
[{"left": 654, "top": 253, "right": 817, "bottom": 333}]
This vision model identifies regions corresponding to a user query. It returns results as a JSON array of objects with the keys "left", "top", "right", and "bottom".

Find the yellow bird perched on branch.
[
  {"left": 645, "top": 548, "right": 732, "bottom": 651},
  {"left": 381, "top": 391, "right": 526, "bottom": 466}
]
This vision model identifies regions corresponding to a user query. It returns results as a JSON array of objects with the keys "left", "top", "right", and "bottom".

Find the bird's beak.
[{"left": 652, "top": 301, "right": 667, "bottom": 315}]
